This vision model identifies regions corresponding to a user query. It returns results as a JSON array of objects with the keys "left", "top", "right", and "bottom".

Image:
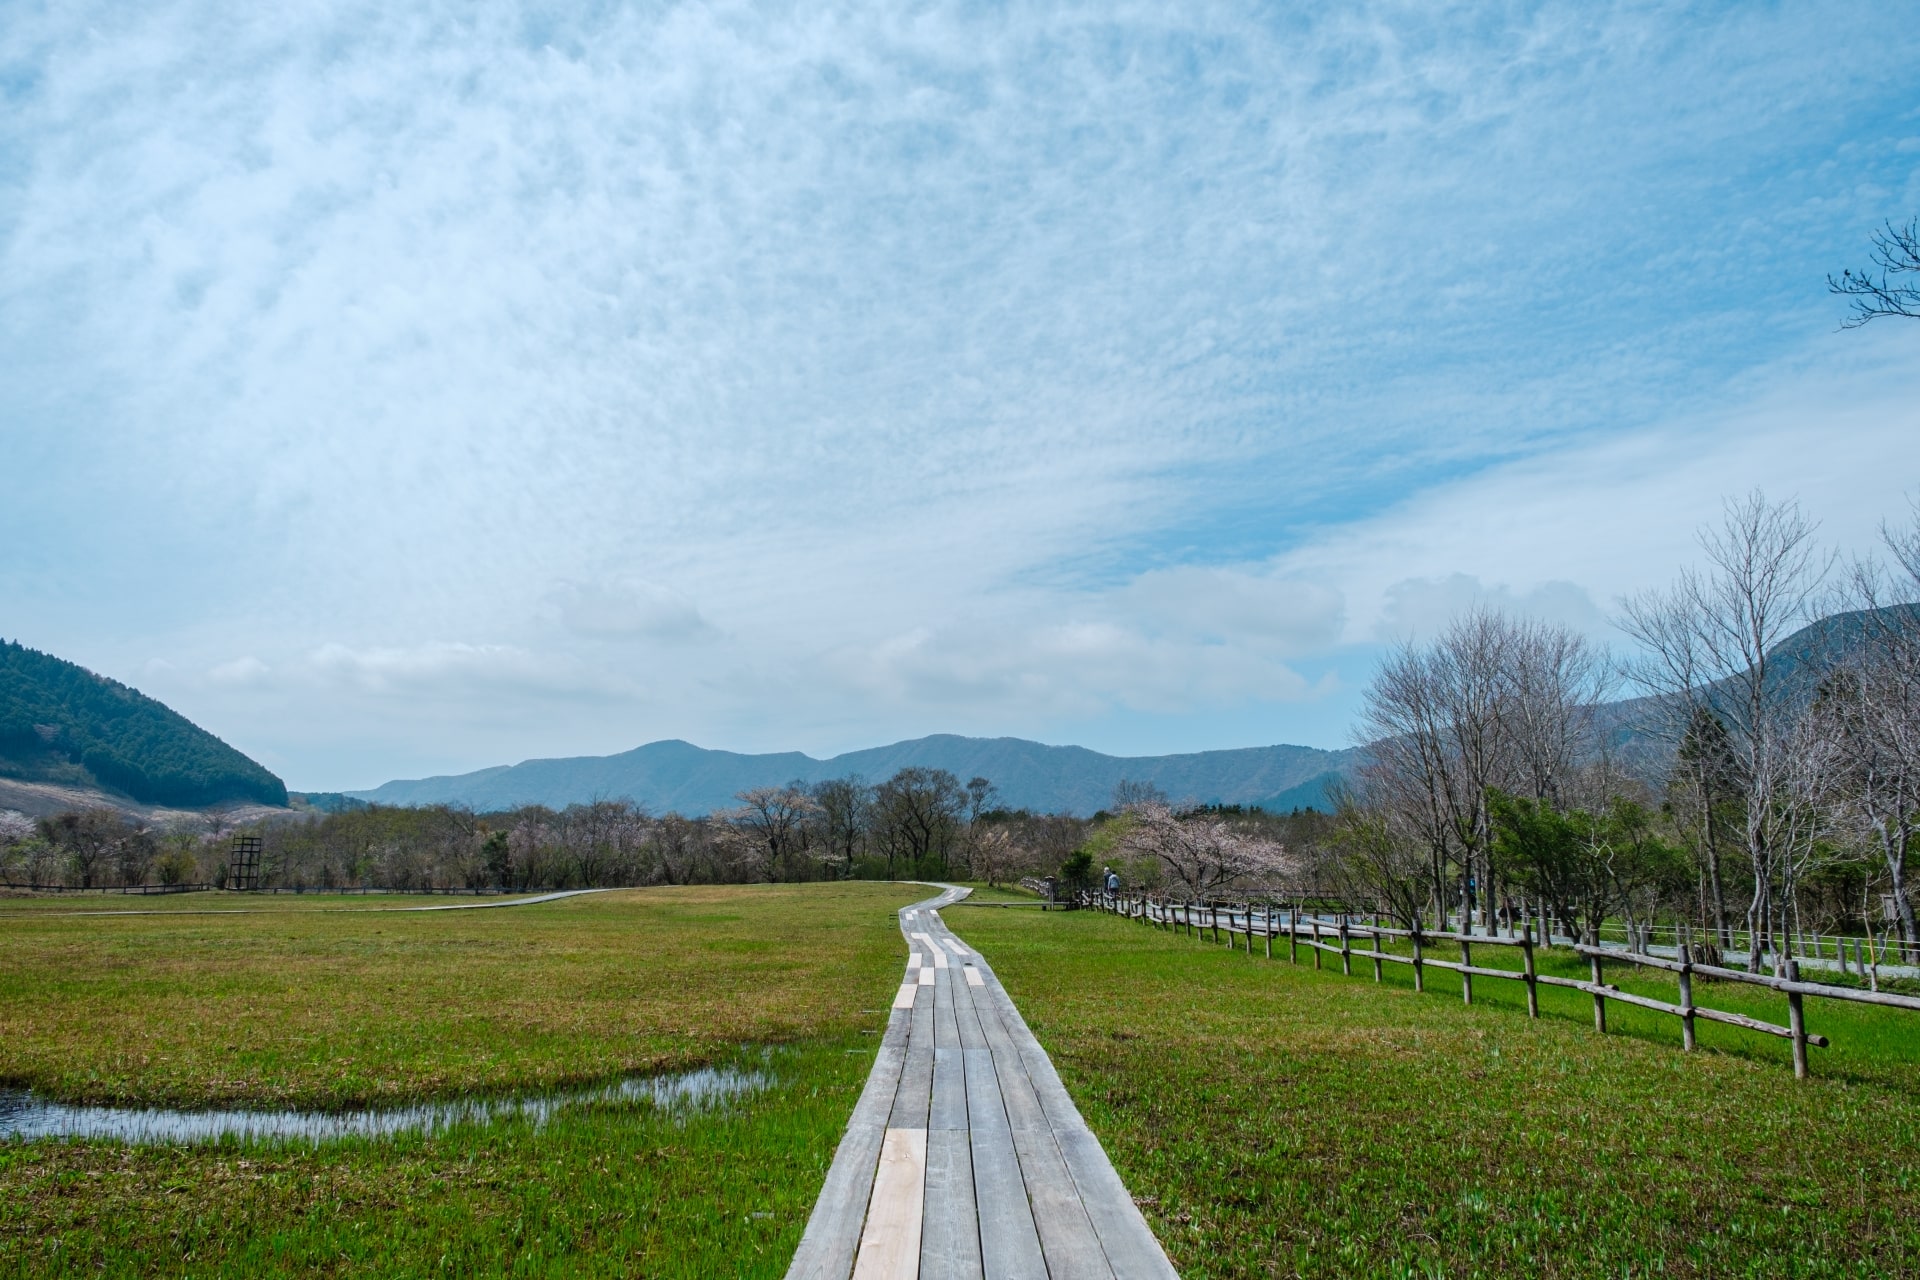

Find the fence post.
[
  {"left": 1590, "top": 952, "right": 1606, "bottom": 1033},
  {"left": 1371, "top": 928, "right": 1383, "bottom": 983},
  {"left": 1340, "top": 915, "right": 1352, "bottom": 976},
  {"left": 1211, "top": 902, "right": 1220, "bottom": 945},
  {"left": 1786, "top": 957, "right": 1809, "bottom": 1079},
  {"left": 1311, "top": 916, "right": 1322, "bottom": 970},
  {"left": 1460, "top": 936, "right": 1473, "bottom": 1006},
  {"left": 1289, "top": 904, "right": 1299, "bottom": 964},
  {"left": 1264, "top": 902, "right": 1273, "bottom": 960},
  {"left": 1521, "top": 925, "right": 1539, "bottom": 1019},
  {"left": 1677, "top": 942, "right": 1696, "bottom": 1051},
  {"left": 1412, "top": 928, "right": 1425, "bottom": 993}
]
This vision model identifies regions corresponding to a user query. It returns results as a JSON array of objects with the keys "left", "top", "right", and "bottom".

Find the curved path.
[
  {"left": 787, "top": 886, "right": 1176, "bottom": 1280},
  {"left": 10, "top": 888, "right": 616, "bottom": 917}
]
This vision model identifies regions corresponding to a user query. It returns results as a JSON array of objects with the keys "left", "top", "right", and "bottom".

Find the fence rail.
[{"left": 1089, "top": 892, "right": 1920, "bottom": 1079}]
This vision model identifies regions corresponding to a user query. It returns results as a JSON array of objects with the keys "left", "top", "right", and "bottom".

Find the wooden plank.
[
  {"left": 934, "top": 967, "right": 962, "bottom": 1052},
  {"left": 852, "top": 1127, "right": 927, "bottom": 1280},
  {"left": 919, "top": 966, "right": 936, "bottom": 987},
  {"left": 942, "top": 938, "right": 971, "bottom": 956},
  {"left": 929, "top": 1046, "right": 968, "bottom": 1131},
  {"left": 894, "top": 983, "right": 920, "bottom": 1009},
  {"left": 789, "top": 1115, "right": 890, "bottom": 1280},
  {"left": 953, "top": 972, "right": 990, "bottom": 1051},
  {"left": 786, "top": 1012, "right": 913, "bottom": 1280},
  {"left": 920, "top": 1127, "right": 984, "bottom": 1280},
  {"left": 963, "top": 965, "right": 985, "bottom": 987},
  {"left": 963, "top": 1047, "right": 1048, "bottom": 1280},
  {"left": 1016, "top": 1046, "right": 1178, "bottom": 1280},
  {"left": 971, "top": 956, "right": 1177, "bottom": 1280},
  {"left": 972, "top": 986, "right": 1113, "bottom": 1278},
  {"left": 891, "top": 996, "right": 936, "bottom": 1130}
]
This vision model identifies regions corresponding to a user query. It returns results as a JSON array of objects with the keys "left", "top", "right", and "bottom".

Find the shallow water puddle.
[{"left": 0, "top": 1065, "right": 767, "bottom": 1145}]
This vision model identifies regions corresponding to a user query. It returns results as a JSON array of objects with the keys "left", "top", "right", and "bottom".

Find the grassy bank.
[
  {"left": 0, "top": 883, "right": 923, "bottom": 1275},
  {"left": 951, "top": 906, "right": 1920, "bottom": 1279}
]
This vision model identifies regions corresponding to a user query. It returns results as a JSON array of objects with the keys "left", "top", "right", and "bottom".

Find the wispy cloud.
[{"left": 3, "top": 2, "right": 1917, "bottom": 786}]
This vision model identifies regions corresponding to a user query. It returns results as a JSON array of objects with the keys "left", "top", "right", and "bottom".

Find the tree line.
[
  {"left": 1311, "top": 493, "right": 1920, "bottom": 971},
  {"left": 8, "top": 494, "right": 1917, "bottom": 965},
  {"left": 0, "top": 766, "right": 1092, "bottom": 892}
]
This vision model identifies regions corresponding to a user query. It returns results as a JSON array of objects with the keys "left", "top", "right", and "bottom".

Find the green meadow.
[
  {"left": 0, "top": 884, "right": 921, "bottom": 1277},
  {"left": 949, "top": 903, "right": 1920, "bottom": 1279},
  {"left": 8, "top": 884, "right": 1919, "bottom": 1277}
]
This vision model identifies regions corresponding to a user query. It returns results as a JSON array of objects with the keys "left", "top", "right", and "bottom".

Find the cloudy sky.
[{"left": 4, "top": 1, "right": 1919, "bottom": 791}]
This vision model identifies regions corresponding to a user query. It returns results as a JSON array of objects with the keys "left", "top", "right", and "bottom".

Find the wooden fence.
[{"left": 1090, "top": 892, "right": 1920, "bottom": 1079}]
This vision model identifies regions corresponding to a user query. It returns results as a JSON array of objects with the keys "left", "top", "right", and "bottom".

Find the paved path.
[
  {"left": 786, "top": 886, "right": 1176, "bottom": 1280},
  {"left": 9, "top": 888, "right": 617, "bottom": 917}
]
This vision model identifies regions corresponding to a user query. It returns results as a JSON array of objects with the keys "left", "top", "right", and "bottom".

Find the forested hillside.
[{"left": 0, "top": 641, "right": 287, "bottom": 808}]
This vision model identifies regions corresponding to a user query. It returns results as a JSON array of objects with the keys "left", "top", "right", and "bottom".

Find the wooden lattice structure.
[{"left": 228, "top": 835, "right": 262, "bottom": 891}]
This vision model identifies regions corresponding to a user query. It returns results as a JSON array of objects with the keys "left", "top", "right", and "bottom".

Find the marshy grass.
[
  {"left": 952, "top": 906, "right": 1920, "bottom": 1279},
  {"left": 0, "top": 882, "right": 922, "bottom": 1276}
]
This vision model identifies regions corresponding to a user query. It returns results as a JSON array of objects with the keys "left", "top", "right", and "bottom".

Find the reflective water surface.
[{"left": 0, "top": 1065, "right": 767, "bottom": 1145}]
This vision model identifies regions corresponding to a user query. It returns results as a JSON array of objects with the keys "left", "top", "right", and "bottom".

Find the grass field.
[
  {"left": 0, "top": 883, "right": 922, "bottom": 1276},
  {"left": 948, "top": 905, "right": 1920, "bottom": 1279}
]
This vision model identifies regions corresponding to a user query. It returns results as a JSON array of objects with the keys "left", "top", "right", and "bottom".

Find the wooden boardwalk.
[{"left": 786, "top": 886, "right": 1177, "bottom": 1280}]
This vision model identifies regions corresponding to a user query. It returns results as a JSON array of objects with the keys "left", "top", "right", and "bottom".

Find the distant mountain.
[
  {"left": 349, "top": 734, "right": 1363, "bottom": 817},
  {"left": 0, "top": 640, "right": 288, "bottom": 809},
  {"left": 351, "top": 606, "right": 1920, "bottom": 818}
]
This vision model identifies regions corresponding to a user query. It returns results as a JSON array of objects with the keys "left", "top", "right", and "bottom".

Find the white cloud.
[
  {"left": 207, "top": 655, "right": 271, "bottom": 686},
  {"left": 3, "top": 3, "right": 1917, "bottom": 786},
  {"left": 551, "top": 579, "right": 715, "bottom": 642},
  {"left": 1276, "top": 332, "right": 1920, "bottom": 644},
  {"left": 302, "top": 641, "right": 613, "bottom": 701}
]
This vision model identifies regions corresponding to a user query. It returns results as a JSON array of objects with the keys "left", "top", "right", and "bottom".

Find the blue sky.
[{"left": 4, "top": 1, "right": 1919, "bottom": 791}]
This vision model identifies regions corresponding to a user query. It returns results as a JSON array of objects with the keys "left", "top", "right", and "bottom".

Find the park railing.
[{"left": 1087, "top": 892, "right": 1920, "bottom": 1079}]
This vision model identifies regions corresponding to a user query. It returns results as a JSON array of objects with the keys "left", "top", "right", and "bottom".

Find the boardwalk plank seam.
[{"left": 785, "top": 885, "right": 1178, "bottom": 1280}]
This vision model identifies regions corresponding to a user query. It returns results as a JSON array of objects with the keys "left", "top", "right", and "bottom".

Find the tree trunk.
[{"left": 1885, "top": 826, "right": 1917, "bottom": 944}]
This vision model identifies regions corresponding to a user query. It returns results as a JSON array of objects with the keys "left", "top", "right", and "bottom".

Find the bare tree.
[
  {"left": 37, "top": 808, "right": 132, "bottom": 888},
  {"left": 1357, "top": 610, "right": 1518, "bottom": 931},
  {"left": 1111, "top": 778, "right": 1168, "bottom": 812},
  {"left": 728, "top": 783, "right": 820, "bottom": 882},
  {"left": 962, "top": 776, "right": 1000, "bottom": 878},
  {"left": 652, "top": 813, "right": 709, "bottom": 885},
  {"left": 1620, "top": 492, "right": 1831, "bottom": 969},
  {"left": 1667, "top": 705, "right": 1743, "bottom": 943},
  {"left": 0, "top": 810, "right": 36, "bottom": 886},
  {"left": 1820, "top": 506, "right": 1920, "bottom": 939},
  {"left": 1116, "top": 802, "right": 1290, "bottom": 897},
  {"left": 810, "top": 776, "right": 872, "bottom": 879},
  {"left": 871, "top": 768, "right": 965, "bottom": 880},
  {"left": 970, "top": 825, "right": 1018, "bottom": 888},
  {"left": 1321, "top": 788, "right": 1431, "bottom": 928},
  {"left": 1830, "top": 217, "right": 1920, "bottom": 326},
  {"left": 1504, "top": 619, "right": 1611, "bottom": 808}
]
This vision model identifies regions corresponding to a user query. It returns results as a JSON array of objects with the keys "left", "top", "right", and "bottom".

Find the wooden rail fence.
[{"left": 1090, "top": 892, "right": 1920, "bottom": 1079}]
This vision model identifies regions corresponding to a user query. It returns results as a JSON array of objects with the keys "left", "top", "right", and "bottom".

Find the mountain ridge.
[
  {"left": 349, "top": 607, "right": 1919, "bottom": 818},
  {"left": 348, "top": 733, "right": 1362, "bottom": 816}
]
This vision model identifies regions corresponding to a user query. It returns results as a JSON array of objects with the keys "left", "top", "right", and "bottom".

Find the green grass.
[
  {"left": 950, "top": 906, "right": 1920, "bottom": 1279},
  {"left": 0, "top": 883, "right": 924, "bottom": 1276}
]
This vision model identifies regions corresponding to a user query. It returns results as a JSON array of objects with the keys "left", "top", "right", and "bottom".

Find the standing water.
[{"left": 0, "top": 1065, "right": 768, "bottom": 1145}]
